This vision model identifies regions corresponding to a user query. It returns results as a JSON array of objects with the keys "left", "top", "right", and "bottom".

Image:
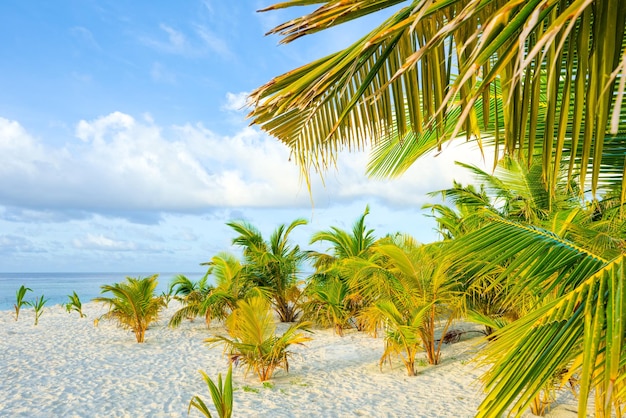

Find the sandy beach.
[{"left": 0, "top": 302, "right": 583, "bottom": 417}]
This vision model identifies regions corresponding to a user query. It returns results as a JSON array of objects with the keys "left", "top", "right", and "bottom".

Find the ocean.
[{"left": 0, "top": 272, "right": 207, "bottom": 311}]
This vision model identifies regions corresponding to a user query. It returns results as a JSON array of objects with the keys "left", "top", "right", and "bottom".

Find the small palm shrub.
[
  {"left": 14, "top": 285, "right": 32, "bottom": 321},
  {"left": 301, "top": 277, "right": 352, "bottom": 336},
  {"left": 168, "top": 273, "right": 212, "bottom": 327},
  {"left": 93, "top": 275, "right": 165, "bottom": 343},
  {"left": 207, "top": 296, "right": 311, "bottom": 381},
  {"left": 188, "top": 365, "right": 233, "bottom": 418},
  {"left": 170, "top": 254, "right": 250, "bottom": 329},
  {"left": 31, "top": 295, "right": 48, "bottom": 326},
  {"left": 64, "top": 291, "right": 86, "bottom": 318}
]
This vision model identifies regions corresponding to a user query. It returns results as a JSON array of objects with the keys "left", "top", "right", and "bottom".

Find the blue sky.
[{"left": 0, "top": 1, "right": 488, "bottom": 273}]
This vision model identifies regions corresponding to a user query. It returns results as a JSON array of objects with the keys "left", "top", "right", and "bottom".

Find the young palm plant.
[
  {"left": 228, "top": 219, "right": 307, "bottom": 322},
  {"left": 168, "top": 273, "right": 212, "bottom": 327},
  {"left": 94, "top": 275, "right": 165, "bottom": 343},
  {"left": 450, "top": 217, "right": 626, "bottom": 417},
  {"left": 30, "top": 295, "right": 48, "bottom": 326},
  {"left": 13, "top": 285, "right": 32, "bottom": 321},
  {"left": 304, "top": 206, "right": 378, "bottom": 331},
  {"left": 206, "top": 296, "right": 311, "bottom": 382},
  {"left": 301, "top": 275, "right": 352, "bottom": 336},
  {"left": 348, "top": 237, "right": 461, "bottom": 373},
  {"left": 188, "top": 365, "right": 233, "bottom": 418},
  {"left": 170, "top": 254, "right": 250, "bottom": 329},
  {"left": 65, "top": 291, "right": 86, "bottom": 318}
]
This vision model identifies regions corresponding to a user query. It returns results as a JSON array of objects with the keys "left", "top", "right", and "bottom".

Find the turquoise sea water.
[{"left": 0, "top": 272, "right": 207, "bottom": 311}]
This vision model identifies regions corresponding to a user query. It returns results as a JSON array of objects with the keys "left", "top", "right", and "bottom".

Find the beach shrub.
[
  {"left": 304, "top": 206, "right": 378, "bottom": 332},
  {"left": 348, "top": 238, "right": 461, "bottom": 373},
  {"left": 228, "top": 219, "right": 307, "bottom": 322},
  {"left": 30, "top": 295, "right": 48, "bottom": 326},
  {"left": 64, "top": 291, "right": 86, "bottom": 318},
  {"left": 301, "top": 277, "right": 352, "bottom": 336},
  {"left": 93, "top": 275, "right": 165, "bottom": 343},
  {"left": 188, "top": 365, "right": 233, "bottom": 418},
  {"left": 168, "top": 273, "right": 213, "bottom": 326},
  {"left": 207, "top": 296, "right": 311, "bottom": 381},
  {"left": 14, "top": 285, "right": 32, "bottom": 321}
]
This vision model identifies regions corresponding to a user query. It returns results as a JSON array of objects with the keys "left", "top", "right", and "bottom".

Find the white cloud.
[
  {"left": 72, "top": 234, "right": 137, "bottom": 251},
  {"left": 0, "top": 113, "right": 491, "bottom": 223},
  {"left": 222, "top": 92, "right": 250, "bottom": 112},
  {"left": 0, "top": 113, "right": 307, "bottom": 217}
]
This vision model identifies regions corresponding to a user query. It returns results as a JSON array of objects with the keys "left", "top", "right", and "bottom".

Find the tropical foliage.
[
  {"left": 348, "top": 236, "right": 461, "bottom": 372},
  {"left": 188, "top": 365, "right": 234, "bottom": 418},
  {"left": 206, "top": 296, "right": 311, "bottom": 381},
  {"left": 168, "top": 273, "right": 213, "bottom": 328},
  {"left": 13, "top": 285, "right": 31, "bottom": 321},
  {"left": 303, "top": 206, "right": 377, "bottom": 332},
  {"left": 228, "top": 219, "right": 307, "bottom": 322},
  {"left": 65, "top": 291, "right": 86, "bottom": 318},
  {"left": 248, "top": 2, "right": 626, "bottom": 414},
  {"left": 94, "top": 275, "right": 165, "bottom": 343},
  {"left": 30, "top": 294, "right": 48, "bottom": 326},
  {"left": 451, "top": 218, "right": 626, "bottom": 417},
  {"left": 249, "top": 0, "right": 626, "bottom": 202}
]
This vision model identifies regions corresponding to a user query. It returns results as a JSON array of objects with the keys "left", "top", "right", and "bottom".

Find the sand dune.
[{"left": 0, "top": 302, "right": 583, "bottom": 417}]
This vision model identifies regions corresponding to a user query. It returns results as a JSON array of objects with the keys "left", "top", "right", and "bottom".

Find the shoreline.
[{"left": 0, "top": 302, "right": 582, "bottom": 417}]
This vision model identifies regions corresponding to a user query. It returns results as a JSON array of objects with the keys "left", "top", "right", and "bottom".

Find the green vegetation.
[
  {"left": 246, "top": 1, "right": 626, "bottom": 416},
  {"left": 206, "top": 296, "right": 311, "bottom": 382},
  {"left": 168, "top": 273, "right": 213, "bottom": 328},
  {"left": 240, "top": 385, "right": 259, "bottom": 394},
  {"left": 303, "top": 206, "right": 376, "bottom": 334},
  {"left": 64, "top": 291, "right": 86, "bottom": 318},
  {"left": 13, "top": 285, "right": 32, "bottom": 321},
  {"left": 188, "top": 365, "right": 233, "bottom": 418},
  {"left": 228, "top": 219, "right": 308, "bottom": 323},
  {"left": 30, "top": 294, "right": 48, "bottom": 326},
  {"left": 349, "top": 238, "right": 460, "bottom": 372},
  {"left": 94, "top": 275, "right": 165, "bottom": 343}
]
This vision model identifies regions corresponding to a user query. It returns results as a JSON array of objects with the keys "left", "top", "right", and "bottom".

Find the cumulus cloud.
[
  {"left": 0, "top": 113, "right": 308, "bottom": 219},
  {"left": 0, "top": 112, "right": 490, "bottom": 223}
]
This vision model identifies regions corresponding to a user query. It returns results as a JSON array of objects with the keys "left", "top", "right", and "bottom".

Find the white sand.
[{"left": 0, "top": 302, "right": 583, "bottom": 417}]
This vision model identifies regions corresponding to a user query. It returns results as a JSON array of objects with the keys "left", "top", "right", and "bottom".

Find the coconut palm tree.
[
  {"left": 228, "top": 219, "right": 307, "bottom": 322},
  {"left": 249, "top": 1, "right": 626, "bottom": 201},
  {"left": 167, "top": 273, "right": 213, "bottom": 326},
  {"left": 206, "top": 296, "right": 311, "bottom": 382},
  {"left": 250, "top": 2, "right": 626, "bottom": 415},
  {"left": 200, "top": 253, "right": 253, "bottom": 326},
  {"left": 94, "top": 275, "right": 165, "bottom": 343},
  {"left": 450, "top": 218, "right": 626, "bottom": 417},
  {"left": 304, "top": 206, "right": 377, "bottom": 331},
  {"left": 348, "top": 235, "right": 461, "bottom": 370},
  {"left": 301, "top": 276, "right": 352, "bottom": 336}
]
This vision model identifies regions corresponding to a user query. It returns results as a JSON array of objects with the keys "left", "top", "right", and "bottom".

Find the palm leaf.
[
  {"left": 250, "top": 0, "right": 626, "bottom": 199},
  {"left": 450, "top": 218, "right": 625, "bottom": 417}
]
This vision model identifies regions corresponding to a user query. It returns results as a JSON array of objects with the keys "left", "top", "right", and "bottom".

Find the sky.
[{"left": 0, "top": 1, "right": 490, "bottom": 273}]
